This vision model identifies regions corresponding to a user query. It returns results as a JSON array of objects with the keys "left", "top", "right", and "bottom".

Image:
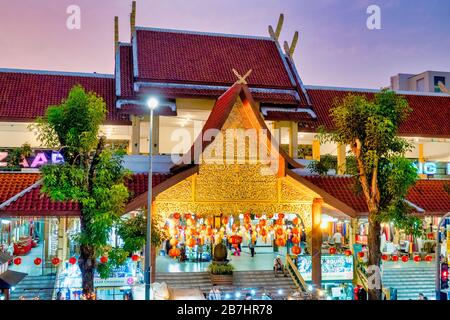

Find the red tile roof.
[
  {"left": 306, "top": 88, "right": 450, "bottom": 138},
  {"left": 0, "top": 70, "right": 130, "bottom": 124},
  {"left": 135, "top": 29, "right": 295, "bottom": 89},
  {"left": 118, "top": 45, "right": 134, "bottom": 98},
  {"left": 302, "top": 175, "right": 450, "bottom": 215},
  {"left": 264, "top": 110, "right": 316, "bottom": 122},
  {"left": 0, "top": 172, "right": 173, "bottom": 217}
]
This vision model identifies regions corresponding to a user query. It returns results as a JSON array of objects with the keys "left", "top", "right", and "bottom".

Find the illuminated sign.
[
  {"left": 0, "top": 150, "right": 64, "bottom": 168},
  {"left": 297, "top": 254, "right": 354, "bottom": 281},
  {"left": 413, "top": 161, "right": 450, "bottom": 176}
]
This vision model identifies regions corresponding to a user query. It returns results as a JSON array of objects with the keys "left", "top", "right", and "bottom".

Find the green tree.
[
  {"left": 319, "top": 89, "right": 421, "bottom": 300},
  {"left": 33, "top": 85, "right": 130, "bottom": 298}
]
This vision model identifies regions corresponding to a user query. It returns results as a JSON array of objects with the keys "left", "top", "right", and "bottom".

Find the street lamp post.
[
  {"left": 145, "top": 97, "right": 159, "bottom": 301},
  {"left": 435, "top": 212, "right": 450, "bottom": 300}
]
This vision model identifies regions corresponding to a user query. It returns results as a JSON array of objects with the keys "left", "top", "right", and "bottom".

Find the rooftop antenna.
[
  {"left": 438, "top": 81, "right": 450, "bottom": 95},
  {"left": 268, "top": 14, "right": 284, "bottom": 41}
]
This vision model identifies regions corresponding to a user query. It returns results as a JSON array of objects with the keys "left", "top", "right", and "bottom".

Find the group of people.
[{"left": 208, "top": 285, "right": 272, "bottom": 300}]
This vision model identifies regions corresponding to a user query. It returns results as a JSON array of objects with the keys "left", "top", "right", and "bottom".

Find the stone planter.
[{"left": 210, "top": 274, "right": 233, "bottom": 286}]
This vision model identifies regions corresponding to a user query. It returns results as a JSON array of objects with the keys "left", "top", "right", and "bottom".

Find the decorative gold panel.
[
  {"left": 156, "top": 178, "right": 192, "bottom": 202},
  {"left": 280, "top": 178, "right": 314, "bottom": 203}
]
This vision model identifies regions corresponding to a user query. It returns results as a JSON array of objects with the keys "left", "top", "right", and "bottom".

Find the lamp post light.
[
  {"left": 435, "top": 212, "right": 450, "bottom": 300},
  {"left": 145, "top": 97, "right": 159, "bottom": 301}
]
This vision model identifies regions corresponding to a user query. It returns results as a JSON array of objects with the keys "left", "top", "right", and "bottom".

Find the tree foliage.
[{"left": 34, "top": 85, "right": 133, "bottom": 292}]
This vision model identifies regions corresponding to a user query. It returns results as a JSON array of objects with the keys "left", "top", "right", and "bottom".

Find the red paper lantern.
[
  {"left": 267, "top": 213, "right": 274, "bottom": 219},
  {"left": 222, "top": 216, "right": 229, "bottom": 225},
  {"left": 13, "top": 257, "right": 21, "bottom": 265},
  {"left": 344, "top": 250, "right": 352, "bottom": 256},
  {"left": 381, "top": 254, "right": 388, "bottom": 261},
  {"left": 291, "top": 227, "right": 299, "bottom": 235},
  {"left": 357, "top": 252, "right": 365, "bottom": 258},
  {"left": 52, "top": 257, "right": 60, "bottom": 266},
  {"left": 292, "top": 245, "right": 301, "bottom": 255},
  {"left": 69, "top": 257, "right": 77, "bottom": 265},
  {"left": 206, "top": 227, "right": 213, "bottom": 237},
  {"left": 173, "top": 212, "right": 181, "bottom": 220},
  {"left": 293, "top": 217, "right": 299, "bottom": 225},
  {"left": 186, "top": 238, "right": 196, "bottom": 248},
  {"left": 184, "top": 213, "right": 191, "bottom": 219},
  {"left": 425, "top": 255, "right": 433, "bottom": 263},
  {"left": 259, "top": 219, "right": 267, "bottom": 227},
  {"left": 100, "top": 256, "right": 108, "bottom": 264},
  {"left": 401, "top": 255, "right": 409, "bottom": 263},
  {"left": 292, "top": 236, "right": 300, "bottom": 245},
  {"left": 413, "top": 255, "right": 421, "bottom": 262},
  {"left": 34, "top": 257, "right": 42, "bottom": 265},
  {"left": 276, "top": 219, "right": 283, "bottom": 226},
  {"left": 260, "top": 229, "right": 268, "bottom": 237},
  {"left": 278, "top": 213, "right": 285, "bottom": 219},
  {"left": 276, "top": 228, "right": 284, "bottom": 236},
  {"left": 275, "top": 237, "right": 286, "bottom": 247},
  {"left": 255, "top": 213, "right": 262, "bottom": 219},
  {"left": 392, "top": 255, "right": 399, "bottom": 262},
  {"left": 131, "top": 254, "right": 140, "bottom": 262},
  {"left": 329, "top": 247, "right": 337, "bottom": 255},
  {"left": 229, "top": 235, "right": 243, "bottom": 245},
  {"left": 169, "top": 247, "right": 180, "bottom": 258}
]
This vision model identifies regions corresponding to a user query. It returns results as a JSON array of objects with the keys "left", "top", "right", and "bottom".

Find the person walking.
[{"left": 248, "top": 239, "right": 255, "bottom": 257}]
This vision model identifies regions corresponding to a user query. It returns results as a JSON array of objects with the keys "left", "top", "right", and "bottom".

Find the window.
[
  {"left": 416, "top": 78, "right": 425, "bottom": 92},
  {"left": 434, "top": 76, "right": 446, "bottom": 92}
]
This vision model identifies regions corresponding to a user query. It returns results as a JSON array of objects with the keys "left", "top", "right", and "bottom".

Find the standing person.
[
  {"left": 208, "top": 285, "right": 222, "bottom": 300},
  {"left": 248, "top": 239, "right": 255, "bottom": 257},
  {"left": 197, "top": 239, "right": 204, "bottom": 262},
  {"left": 333, "top": 231, "right": 343, "bottom": 252}
]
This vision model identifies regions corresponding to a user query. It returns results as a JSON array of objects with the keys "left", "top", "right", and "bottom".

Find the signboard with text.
[
  {"left": 297, "top": 254, "right": 354, "bottom": 281},
  {"left": 0, "top": 149, "right": 64, "bottom": 168}
]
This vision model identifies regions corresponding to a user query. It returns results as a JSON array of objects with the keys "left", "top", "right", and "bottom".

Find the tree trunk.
[
  {"left": 368, "top": 212, "right": 382, "bottom": 300},
  {"left": 78, "top": 243, "right": 96, "bottom": 299},
  {"left": 151, "top": 245, "right": 156, "bottom": 283}
]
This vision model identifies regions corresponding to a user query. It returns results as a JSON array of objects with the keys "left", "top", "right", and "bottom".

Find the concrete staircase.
[
  {"left": 382, "top": 262, "right": 436, "bottom": 300},
  {"left": 9, "top": 274, "right": 56, "bottom": 300},
  {"left": 156, "top": 270, "right": 298, "bottom": 299}
]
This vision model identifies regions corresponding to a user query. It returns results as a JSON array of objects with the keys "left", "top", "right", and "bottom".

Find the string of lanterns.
[
  {"left": 14, "top": 254, "right": 142, "bottom": 266},
  {"left": 165, "top": 212, "right": 306, "bottom": 258}
]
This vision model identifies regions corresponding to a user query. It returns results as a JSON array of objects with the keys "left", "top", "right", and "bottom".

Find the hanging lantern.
[
  {"left": 232, "top": 223, "right": 238, "bottom": 232},
  {"left": 186, "top": 238, "right": 196, "bottom": 248},
  {"left": 255, "top": 213, "right": 262, "bottom": 219},
  {"left": 329, "top": 247, "right": 337, "bottom": 255},
  {"left": 401, "top": 256, "right": 409, "bottom": 263},
  {"left": 259, "top": 219, "right": 267, "bottom": 227},
  {"left": 344, "top": 250, "right": 352, "bottom": 256},
  {"left": 206, "top": 227, "right": 213, "bottom": 237},
  {"left": 173, "top": 212, "right": 181, "bottom": 220},
  {"left": 169, "top": 247, "right": 181, "bottom": 258},
  {"left": 222, "top": 216, "right": 229, "bottom": 225},
  {"left": 425, "top": 255, "right": 433, "bottom": 263},
  {"left": 276, "top": 227, "right": 284, "bottom": 236},
  {"left": 260, "top": 229, "right": 268, "bottom": 237},
  {"left": 184, "top": 213, "right": 191, "bottom": 220},
  {"left": 229, "top": 235, "right": 243, "bottom": 245},
  {"left": 293, "top": 217, "right": 299, "bottom": 225},
  {"left": 413, "top": 255, "right": 421, "bottom": 263},
  {"left": 392, "top": 255, "right": 399, "bottom": 262},
  {"left": 69, "top": 257, "right": 77, "bottom": 265},
  {"left": 291, "top": 227, "right": 299, "bottom": 235},
  {"left": 357, "top": 252, "right": 364, "bottom": 259},
  {"left": 381, "top": 254, "right": 389, "bottom": 261},
  {"left": 292, "top": 245, "right": 301, "bottom": 255},
  {"left": 292, "top": 236, "right": 300, "bottom": 245},
  {"left": 243, "top": 215, "right": 251, "bottom": 224},
  {"left": 51, "top": 257, "right": 60, "bottom": 266},
  {"left": 267, "top": 213, "right": 274, "bottom": 219},
  {"left": 131, "top": 254, "right": 140, "bottom": 262},
  {"left": 34, "top": 257, "right": 42, "bottom": 266},
  {"left": 278, "top": 213, "right": 285, "bottom": 219},
  {"left": 170, "top": 238, "right": 178, "bottom": 247},
  {"left": 100, "top": 256, "right": 108, "bottom": 264},
  {"left": 275, "top": 237, "right": 286, "bottom": 247},
  {"left": 276, "top": 219, "right": 283, "bottom": 226}
]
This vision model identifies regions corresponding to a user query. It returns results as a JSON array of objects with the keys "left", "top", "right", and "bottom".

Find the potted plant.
[{"left": 208, "top": 262, "right": 234, "bottom": 285}]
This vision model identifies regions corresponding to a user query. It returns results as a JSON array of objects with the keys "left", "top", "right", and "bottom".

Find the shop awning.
[{"left": 0, "top": 270, "right": 27, "bottom": 289}]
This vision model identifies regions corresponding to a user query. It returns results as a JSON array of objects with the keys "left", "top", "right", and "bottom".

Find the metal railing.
[{"left": 285, "top": 254, "right": 309, "bottom": 293}]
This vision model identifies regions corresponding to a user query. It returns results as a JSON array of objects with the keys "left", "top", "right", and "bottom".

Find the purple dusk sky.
[{"left": 1, "top": 0, "right": 449, "bottom": 88}]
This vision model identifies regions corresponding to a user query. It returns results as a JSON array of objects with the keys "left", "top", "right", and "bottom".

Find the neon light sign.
[
  {"left": 0, "top": 150, "right": 64, "bottom": 168},
  {"left": 413, "top": 161, "right": 450, "bottom": 176}
]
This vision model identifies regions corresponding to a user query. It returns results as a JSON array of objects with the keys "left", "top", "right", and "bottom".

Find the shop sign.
[
  {"left": 412, "top": 161, "right": 450, "bottom": 176},
  {"left": 297, "top": 255, "right": 353, "bottom": 281},
  {"left": 0, "top": 150, "right": 64, "bottom": 168}
]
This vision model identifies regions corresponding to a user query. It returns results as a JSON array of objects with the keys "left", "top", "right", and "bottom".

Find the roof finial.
[
  {"left": 268, "top": 14, "right": 284, "bottom": 41},
  {"left": 232, "top": 69, "right": 253, "bottom": 85},
  {"left": 284, "top": 31, "right": 299, "bottom": 58}
]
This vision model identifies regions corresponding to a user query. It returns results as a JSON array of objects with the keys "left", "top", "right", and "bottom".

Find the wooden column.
[
  {"left": 130, "top": 115, "right": 141, "bottom": 155},
  {"left": 337, "top": 143, "right": 346, "bottom": 174},
  {"left": 418, "top": 143, "right": 426, "bottom": 179},
  {"left": 312, "top": 140, "right": 321, "bottom": 161},
  {"left": 311, "top": 198, "right": 323, "bottom": 289},
  {"left": 290, "top": 122, "right": 299, "bottom": 158}
]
